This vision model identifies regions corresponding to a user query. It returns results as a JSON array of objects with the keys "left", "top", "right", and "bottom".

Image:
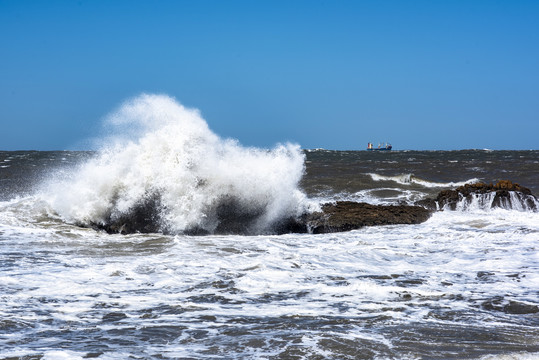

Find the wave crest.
[
  {"left": 369, "top": 173, "right": 480, "bottom": 188},
  {"left": 43, "top": 94, "right": 307, "bottom": 234}
]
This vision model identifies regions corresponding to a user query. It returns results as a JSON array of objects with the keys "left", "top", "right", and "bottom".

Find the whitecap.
[{"left": 369, "top": 173, "right": 480, "bottom": 188}]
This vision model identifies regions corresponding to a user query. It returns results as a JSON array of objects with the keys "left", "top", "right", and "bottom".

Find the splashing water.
[
  {"left": 451, "top": 191, "right": 539, "bottom": 212},
  {"left": 43, "top": 94, "right": 307, "bottom": 234}
]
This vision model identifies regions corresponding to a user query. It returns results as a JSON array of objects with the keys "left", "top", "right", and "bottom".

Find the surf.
[{"left": 40, "top": 94, "right": 308, "bottom": 235}]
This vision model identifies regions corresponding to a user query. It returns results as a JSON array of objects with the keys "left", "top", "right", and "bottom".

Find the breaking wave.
[
  {"left": 42, "top": 94, "right": 307, "bottom": 234},
  {"left": 369, "top": 173, "right": 480, "bottom": 188}
]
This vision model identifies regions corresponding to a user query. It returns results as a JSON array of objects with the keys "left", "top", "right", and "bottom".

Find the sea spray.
[{"left": 43, "top": 94, "right": 308, "bottom": 234}]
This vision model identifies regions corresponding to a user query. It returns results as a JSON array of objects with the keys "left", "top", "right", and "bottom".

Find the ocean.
[{"left": 1, "top": 95, "right": 538, "bottom": 359}]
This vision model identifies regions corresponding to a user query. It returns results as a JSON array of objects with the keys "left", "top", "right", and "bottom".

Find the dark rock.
[
  {"left": 481, "top": 297, "right": 539, "bottom": 314},
  {"left": 89, "top": 192, "right": 163, "bottom": 234},
  {"left": 481, "top": 296, "right": 505, "bottom": 312},
  {"left": 302, "top": 201, "right": 432, "bottom": 234},
  {"left": 213, "top": 196, "right": 265, "bottom": 234},
  {"left": 87, "top": 198, "right": 433, "bottom": 235},
  {"left": 503, "top": 301, "right": 539, "bottom": 314},
  {"left": 91, "top": 194, "right": 288, "bottom": 235},
  {"left": 476, "top": 271, "right": 496, "bottom": 280},
  {"left": 84, "top": 179, "right": 535, "bottom": 236},
  {"left": 102, "top": 312, "right": 128, "bottom": 322},
  {"left": 414, "top": 198, "right": 437, "bottom": 211},
  {"left": 85, "top": 353, "right": 105, "bottom": 359},
  {"left": 416, "top": 180, "right": 537, "bottom": 211}
]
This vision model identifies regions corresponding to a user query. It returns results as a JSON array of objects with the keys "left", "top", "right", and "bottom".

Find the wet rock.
[
  {"left": 102, "top": 312, "right": 128, "bottom": 322},
  {"left": 86, "top": 179, "right": 536, "bottom": 236},
  {"left": 414, "top": 198, "right": 437, "bottom": 211},
  {"left": 89, "top": 192, "right": 163, "bottom": 234},
  {"left": 481, "top": 297, "right": 539, "bottom": 314},
  {"left": 91, "top": 194, "right": 288, "bottom": 235},
  {"left": 416, "top": 180, "right": 537, "bottom": 211},
  {"left": 503, "top": 301, "right": 539, "bottom": 315},
  {"left": 476, "top": 271, "right": 496, "bottom": 281},
  {"left": 88, "top": 199, "right": 433, "bottom": 235},
  {"left": 481, "top": 296, "right": 505, "bottom": 312},
  {"left": 213, "top": 196, "right": 266, "bottom": 234},
  {"left": 301, "top": 201, "right": 432, "bottom": 234}
]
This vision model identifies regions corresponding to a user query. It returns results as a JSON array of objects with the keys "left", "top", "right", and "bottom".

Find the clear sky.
[{"left": 1, "top": 0, "right": 538, "bottom": 151}]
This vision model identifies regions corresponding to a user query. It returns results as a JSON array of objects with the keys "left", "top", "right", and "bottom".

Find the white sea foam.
[
  {"left": 318, "top": 187, "right": 426, "bottom": 205},
  {"left": 369, "top": 173, "right": 480, "bottom": 188},
  {"left": 478, "top": 353, "right": 539, "bottom": 360},
  {"left": 449, "top": 191, "right": 539, "bottom": 212},
  {"left": 1, "top": 207, "right": 538, "bottom": 358},
  {"left": 2, "top": 143, "right": 539, "bottom": 358},
  {"left": 41, "top": 94, "right": 307, "bottom": 234}
]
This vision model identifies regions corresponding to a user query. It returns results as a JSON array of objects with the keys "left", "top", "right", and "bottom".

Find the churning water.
[{"left": 1, "top": 95, "right": 538, "bottom": 359}]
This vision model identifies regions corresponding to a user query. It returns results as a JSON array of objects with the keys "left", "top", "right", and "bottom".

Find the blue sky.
[{"left": 1, "top": 0, "right": 538, "bottom": 150}]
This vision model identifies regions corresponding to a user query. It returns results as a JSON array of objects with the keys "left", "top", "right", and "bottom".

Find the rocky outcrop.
[
  {"left": 90, "top": 200, "right": 433, "bottom": 235},
  {"left": 481, "top": 296, "right": 539, "bottom": 314},
  {"left": 416, "top": 180, "right": 537, "bottom": 211},
  {"left": 88, "top": 193, "right": 163, "bottom": 235},
  {"left": 88, "top": 180, "right": 536, "bottom": 236},
  {"left": 298, "top": 202, "right": 432, "bottom": 234}
]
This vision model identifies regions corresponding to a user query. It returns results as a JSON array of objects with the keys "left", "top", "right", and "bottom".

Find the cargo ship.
[{"left": 367, "top": 142, "right": 392, "bottom": 151}]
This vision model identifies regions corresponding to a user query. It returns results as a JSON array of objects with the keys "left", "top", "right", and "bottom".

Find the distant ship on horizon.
[{"left": 367, "top": 142, "right": 392, "bottom": 151}]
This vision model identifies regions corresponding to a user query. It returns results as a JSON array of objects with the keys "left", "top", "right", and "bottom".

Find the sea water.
[{"left": 1, "top": 95, "right": 538, "bottom": 359}]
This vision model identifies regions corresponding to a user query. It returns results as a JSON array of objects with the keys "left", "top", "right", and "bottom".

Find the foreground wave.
[{"left": 1, "top": 207, "right": 538, "bottom": 359}]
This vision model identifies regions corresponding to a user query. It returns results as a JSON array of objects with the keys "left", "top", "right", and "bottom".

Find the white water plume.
[{"left": 43, "top": 94, "right": 307, "bottom": 234}]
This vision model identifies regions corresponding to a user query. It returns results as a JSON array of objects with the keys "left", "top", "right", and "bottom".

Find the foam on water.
[
  {"left": 478, "top": 353, "right": 539, "bottom": 360},
  {"left": 40, "top": 94, "right": 307, "bottom": 234},
  {"left": 316, "top": 187, "right": 427, "bottom": 205},
  {"left": 1, "top": 207, "right": 538, "bottom": 358},
  {"left": 369, "top": 172, "right": 480, "bottom": 188}
]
